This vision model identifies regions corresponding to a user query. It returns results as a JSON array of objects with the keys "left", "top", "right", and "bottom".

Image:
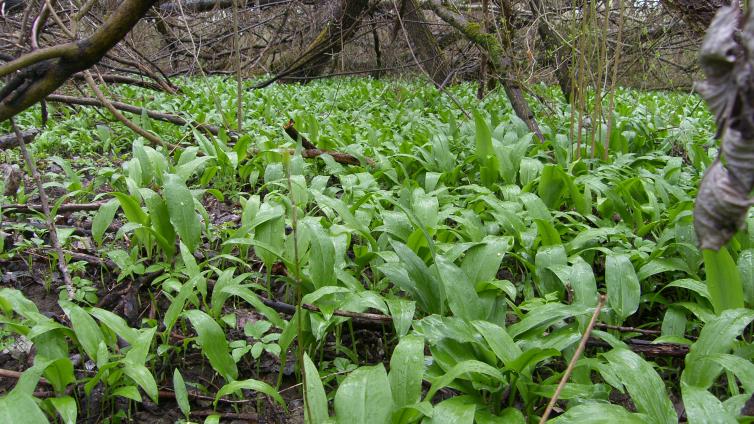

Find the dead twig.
[
  {"left": 539, "top": 294, "right": 606, "bottom": 424},
  {"left": 11, "top": 119, "right": 75, "bottom": 299}
]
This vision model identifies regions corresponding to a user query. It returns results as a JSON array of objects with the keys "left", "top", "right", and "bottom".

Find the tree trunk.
[
  {"left": 262, "top": 0, "right": 371, "bottom": 85},
  {"left": 397, "top": 0, "right": 450, "bottom": 87},
  {"left": 427, "top": 0, "right": 544, "bottom": 141},
  {"left": 529, "top": 0, "right": 576, "bottom": 102}
]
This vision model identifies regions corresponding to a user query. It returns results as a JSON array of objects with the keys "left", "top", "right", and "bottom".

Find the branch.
[{"left": 0, "top": 0, "right": 159, "bottom": 122}]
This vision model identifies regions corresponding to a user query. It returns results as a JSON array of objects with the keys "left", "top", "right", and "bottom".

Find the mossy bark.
[{"left": 428, "top": 0, "right": 544, "bottom": 141}]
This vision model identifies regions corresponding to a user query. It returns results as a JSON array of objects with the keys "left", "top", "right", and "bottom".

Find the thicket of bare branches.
[{"left": 0, "top": 0, "right": 724, "bottom": 129}]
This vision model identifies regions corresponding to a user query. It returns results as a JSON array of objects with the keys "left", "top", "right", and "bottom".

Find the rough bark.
[
  {"left": 397, "top": 0, "right": 450, "bottom": 87},
  {"left": 0, "top": 0, "right": 158, "bottom": 122}
]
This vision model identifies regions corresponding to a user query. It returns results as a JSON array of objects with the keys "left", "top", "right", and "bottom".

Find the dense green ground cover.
[{"left": 1, "top": 77, "right": 753, "bottom": 423}]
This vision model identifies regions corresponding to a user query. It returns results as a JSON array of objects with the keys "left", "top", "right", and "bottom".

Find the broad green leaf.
[
  {"left": 706, "top": 353, "right": 754, "bottom": 392},
  {"left": 303, "top": 353, "right": 328, "bottom": 424},
  {"left": 681, "top": 382, "right": 736, "bottom": 424},
  {"left": 703, "top": 247, "right": 744, "bottom": 314},
  {"left": 386, "top": 298, "right": 415, "bottom": 337},
  {"left": 460, "top": 237, "right": 512, "bottom": 284},
  {"left": 164, "top": 173, "right": 201, "bottom": 252},
  {"left": 605, "top": 254, "right": 640, "bottom": 322},
  {"left": 215, "top": 378, "right": 285, "bottom": 407},
  {"left": 508, "top": 303, "right": 592, "bottom": 338},
  {"left": 0, "top": 392, "right": 49, "bottom": 424},
  {"left": 602, "top": 349, "right": 677, "bottom": 424},
  {"left": 304, "top": 220, "right": 337, "bottom": 289},
  {"left": 538, "top": 164, "right": 568, "bottom": 209},
  {"left": 122, "top": 361, "right": 158, "bottom": 403},
  {"left": 60, "top": 301, "right": 104, "bottom": 362},
  {"left": 683, "top": 309, "right": 754, "bottom": 389},
  {"left": 89, "top": 307, "right": 139, "bottom": 345},
  {"left": 424, "top": 396, "right": 475, "bottom": 424},
  {"left": 220, "top": 285, "right": 285, "bottom": 329},
  {"left": 550, "top": 402, "right": 647, "bottom": 423},
  {"left": 436, "top": 256, "right": 483, "bottom": 321},
  {"left": 110, "top": 192, "right": 148, "bottom": 225},
  {"left": 183, "top": 310, "right": 238, "bottom": 382},
  {"left": 92, "top": 199, "right": 119, "bottom": 246},
  {"left": 334, "top": 365, "right": 393, "bottom": 424},
  {"left": 48, "top": 396, "right": 76, "bottom": 424},
  {"left": 388, "top": 335, "right": 424, "bottom": 408},
  {"left": 173, "top": 369, "right": 191, "bottom": 417},
  {"left": 472, "top": 320, "right": 521, "bottom": 365},
  {"left": 738, "top": 249, "right": 754, "bottom": 306},
  {"left": 142, "top": 188, "right": 177, "bottom": 258},
  {"left": 535, "top": 245, "right": 567, "bottom": 297},
  {"left": 112, "top": 386, "right": 142, "bottom": 402},
  {"left": 425, "top": 360, "right": 503, "bottom": 401}
]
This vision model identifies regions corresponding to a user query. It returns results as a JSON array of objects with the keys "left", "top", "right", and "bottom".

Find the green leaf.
[
  {"left": 605, "top": 254, "right": 640, "bottom": 322},
  {"left": 683, "top": 308, "right": 754, "bottom": 389},
  {"left": 703, "top": 247, "right": 745, "bottom": 314},
  {"left": 0, "top": 392, "right": 49, "bottom": 424},
  {"left": 304, "top": 220, "right": 337, "bottom": 289},
  {"left": 112, "top": 385, "right": 142, "bottom": 402},
  {"left": 706, "top": 353, "right": 754, "bottom": 392},
  {"left": 334, "top": 365, "right": 393, "bottom": 424},
  {"left": 424, "top": 396, "right": 475, "bottom": 424},
  {"left": 47, "top": 396, "right": 77, "bottom": 424},
  {"left": 122, "top": 361, "right": 158, "bottom": 403},
  {"left": 508, "top": 303, "right": 592, "bottom": 338},
  {"left": 216, "top": 378, "right": 285, "bottom": 407},
  {"left": 436, "top": 256, "right": 483, "bottom": 321},
  {"left": 89, "top": 307, "right": 139, "bottom": 345},
  {"left": 460, "top": 237, "right": 512, "bottom": 284},
  {"left": 681, "top": 382, "right": 736, "bottom": 424},
  {"left": 60, "top": 301, "right": 105, "bottom": 362},
  {"left": 110, "top": 192, "right": 148, "bottom": 225},
  {"left": 473, "top": 111, "right": 499, "bottom": 187},
  {"left": 388, "top": 335, "right": 424, "bottom": 408},
  {"left": 173, "top": 369, "right": 191, "bottom": 417},
  {"left": 386, "top": 298, "right": 415, "bottom": 337},
  {"left": 183, "top": 310, "right": 238, "bottom": 382},
  {"left": 472, "top": 320, "right": 521, "bottom": 365},
  {"left": 164, "top": 173, "right": 201, "bottom": 252},
  {"left": 303, "top": 353, "right": 328, "bottom": 424},
  {"left": 142, "top": 188, "right": 177, "bottom": 258},
  {"left": 425, "top": 360, "right": 503, "bottom": 402},
  {"left": 602, "top": 349, "right": 677, "bottom": 424},
  {"left": 538, "top": 164, "right": 568, "bottom": 209},
  {"left": 220, "top": 285, "right": 285, "bottom": 329},
  {"left": 550, "top": 402, "right": 647, "bottom": 423},
  {"left": 92, "top": 199, "right": 119, "bottom": 246}
]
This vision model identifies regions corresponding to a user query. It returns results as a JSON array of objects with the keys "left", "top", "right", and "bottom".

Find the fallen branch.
[
  {"left": 260, "top": 296, "right": 392, "bottom": 328},
  {"left": 46, "top": 94, "right": 223, "bottom": 137},
  {"left": 2, "top": 201, "right": 106, "bottom": 214},
  {"left": 283, "top": 119, "right": 374, "bottom": 166},
  {"left": 283, "top": 119, "right": 317, "bottom": 149},
  {"left": 0, "top": 128, "right": 40, "bottom": 148}
]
